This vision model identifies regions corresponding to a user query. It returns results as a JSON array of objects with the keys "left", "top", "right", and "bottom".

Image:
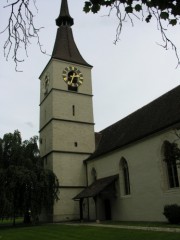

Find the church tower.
[{"left": 39, "top": 0, "right": 95, "bottom": 221}]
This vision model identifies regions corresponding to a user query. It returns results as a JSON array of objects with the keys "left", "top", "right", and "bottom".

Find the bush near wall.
[{"left": 163, "top": 204, "right": 180, "bottom": 224}]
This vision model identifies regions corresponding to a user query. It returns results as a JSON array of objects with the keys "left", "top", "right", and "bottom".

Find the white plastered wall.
[{"left": 87, "top": 128, "right": 180, "bottom": 222}]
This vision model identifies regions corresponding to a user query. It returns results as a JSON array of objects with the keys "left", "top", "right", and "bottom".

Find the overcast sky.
[{"left": 0, "top": 0, "right": 180, "bottom": 141}]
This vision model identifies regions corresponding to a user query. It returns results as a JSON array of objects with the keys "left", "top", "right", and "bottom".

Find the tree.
[
  {"left": 0, "top": 130, "right": 59, "bottom": 225},
  {"left": 0, "top": 130, "right": 23, "bottom": 168},
  {"left": 163, "top": 140, "right": 180, "bottom": 166},
  {"left": 1, "top": 0, "right": 180, "bottom": 69}
]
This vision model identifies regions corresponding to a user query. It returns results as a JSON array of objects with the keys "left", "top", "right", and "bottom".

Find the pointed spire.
[
  {"left": 52, "top": 0, "right": 92, "bottom": 67},
  {"left": 56, "top": 0, "right": 74, "bottom": 27}
]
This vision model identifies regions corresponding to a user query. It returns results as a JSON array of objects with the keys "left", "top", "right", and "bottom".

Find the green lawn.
[{"left": 0, "top": 224, "right": 180, "bottom": 240}]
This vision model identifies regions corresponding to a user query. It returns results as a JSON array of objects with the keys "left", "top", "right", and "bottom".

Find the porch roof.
[{"left": 73, "top": 175, "right": 118, "bottom": 200}]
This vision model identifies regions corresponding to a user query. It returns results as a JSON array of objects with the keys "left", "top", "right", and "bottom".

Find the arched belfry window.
[
  {"left": 91, "top": 167, "right": 97, "bottom": 182},
  {"left": 120, "top": 157, "right": 131, "bottom": 195},
  {"left": 162, "top": 140, "right": 180, "bottom": 189}
]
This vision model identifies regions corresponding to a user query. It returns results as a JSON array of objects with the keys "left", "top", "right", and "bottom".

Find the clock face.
[
  {"left": 62, "top": 66, "right": 83, "bottom": 88},
  {"left": 42, "top": 73, "right": 50, "bottom": 95}
]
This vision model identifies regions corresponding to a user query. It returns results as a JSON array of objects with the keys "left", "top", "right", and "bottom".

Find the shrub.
[{"left": 163, "top": 204, "right": 180, "bottom": 224}]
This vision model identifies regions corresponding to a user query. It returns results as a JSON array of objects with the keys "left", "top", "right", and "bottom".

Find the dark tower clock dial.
[{"left": 62, "top": 66, "right": 83, "bottom": 88}]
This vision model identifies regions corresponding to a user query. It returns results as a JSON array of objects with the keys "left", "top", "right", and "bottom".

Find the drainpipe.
[{"left": 93, "top": 196, "right": 99, "bottom": 223}]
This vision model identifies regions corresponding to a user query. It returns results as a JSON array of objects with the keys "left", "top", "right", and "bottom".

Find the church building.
[{"left": 39, "top": 0, "right": 180, "bottom": 222}]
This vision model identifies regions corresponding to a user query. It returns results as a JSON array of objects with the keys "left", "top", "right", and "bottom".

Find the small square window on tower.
[{"left": 74, "top": 142, "right": 78, "bottom": 147}]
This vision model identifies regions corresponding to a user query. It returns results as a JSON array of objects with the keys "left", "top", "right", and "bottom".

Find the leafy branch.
[{"left": 84, "top": 0, "right": 180, "bottom": 67}]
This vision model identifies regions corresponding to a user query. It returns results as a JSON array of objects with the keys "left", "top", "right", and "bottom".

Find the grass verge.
[{"left": 0, "top": 224, "right": 180, "bottom": 240}]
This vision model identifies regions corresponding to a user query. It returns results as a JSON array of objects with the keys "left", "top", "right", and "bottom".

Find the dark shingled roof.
[
  {"left": 73, "top": 175, "right": 118, "bottom": 200},
  {"left": 52, "top": 26, "right": 92, "bottom": 67},
  {"left": 87, "top": 85, "right": 180, "bottom": 161}
]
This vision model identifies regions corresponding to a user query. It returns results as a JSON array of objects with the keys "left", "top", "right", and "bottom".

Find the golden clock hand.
[{"left": 70, "top": 72, "right": 76, "bottom": 84}]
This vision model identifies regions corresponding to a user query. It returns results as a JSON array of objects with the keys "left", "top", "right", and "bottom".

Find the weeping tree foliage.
[{"left": 0, "top": 130, "right": 59, "bottom": 225}]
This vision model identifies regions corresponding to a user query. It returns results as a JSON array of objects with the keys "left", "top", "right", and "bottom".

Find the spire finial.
[{"left": 56, "top": 0, "right": 74, "bottom": 27}]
